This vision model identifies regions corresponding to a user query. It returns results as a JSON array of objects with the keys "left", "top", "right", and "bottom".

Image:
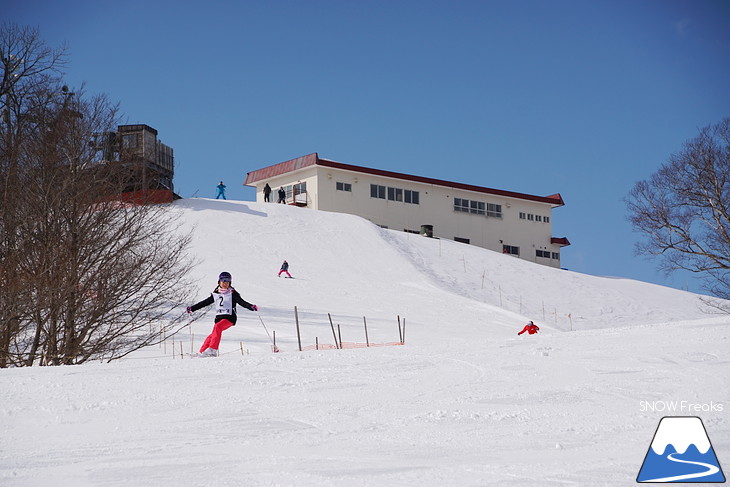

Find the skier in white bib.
[{"left": 187, "top": 271, "right": 257, "bottom": 356}]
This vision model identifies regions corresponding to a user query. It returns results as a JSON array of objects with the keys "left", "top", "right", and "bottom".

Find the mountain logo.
[{"left": 637, "top": 416, "right": 725, "bottom": 483}]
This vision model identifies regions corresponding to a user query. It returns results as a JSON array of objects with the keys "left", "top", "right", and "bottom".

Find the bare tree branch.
[
  {"left": 1, "top": 24, "right": 196, "bottom": 367},
  {"left": 626, "top": 118, "right": 730, "bottom": 302}
]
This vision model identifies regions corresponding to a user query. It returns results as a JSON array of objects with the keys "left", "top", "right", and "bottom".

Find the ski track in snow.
[{"left": 1, "top": 199, "right": 729, "bottom": 487}]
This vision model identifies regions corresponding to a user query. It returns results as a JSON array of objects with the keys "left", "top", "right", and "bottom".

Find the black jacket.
[{"left": 190, "top": 287, "right": 255, "bottom": 325}]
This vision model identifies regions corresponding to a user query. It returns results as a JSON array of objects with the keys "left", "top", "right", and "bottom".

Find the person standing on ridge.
[
  {"left": 216, "top": 181, "right": 227, "bottom": 200},
  {"left": 278, "top": 260, "right": 292, "bottom": 278},
  {"left": 277, "top": 187, "right": 286, "bottom": 204},
  {"left": 518, "top": 321, "right": 540, "bottom": 335},
  {"left": 263, "top": 183, "right": 272, "bottom": 202},
  {"left": 187, "top": 272, "right": 258, "bottom": 356}
]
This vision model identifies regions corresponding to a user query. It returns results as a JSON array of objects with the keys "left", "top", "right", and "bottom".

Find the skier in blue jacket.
[{"left": 216, "top": 181, "right": 226, "bottom": 199}]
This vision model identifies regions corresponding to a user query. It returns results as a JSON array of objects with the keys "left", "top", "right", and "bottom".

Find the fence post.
[
  {"left": 294, "top": 306, "right": 302, "bottom": 352},
  {"left": 328, "top": 314, "right": 340, "bottom": 349}
]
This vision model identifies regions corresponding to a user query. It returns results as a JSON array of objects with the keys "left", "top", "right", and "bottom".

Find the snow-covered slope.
[
  {"left": 1, "top": 198, "right": 728, "bottom": 487},
  {"left": 178, "top": 198, "right": 716, "bottom": 347}
]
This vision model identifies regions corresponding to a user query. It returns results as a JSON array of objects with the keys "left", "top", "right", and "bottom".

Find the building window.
[
  {"left": 503, "top": 245, "right": 520, "bottom": 256},
  {"left": 454, "top": 237, "right": 470, "bottom": 244},
  {"left": 486, "top": 203, "right": 502, "bottom": 218},
  {"left": 470, "top": 200, "right": 486, "bottom": 215},
  {"left": 536, "top": 250, "right": 550, "bottom": 258},
  {"left": 552, "top": 252, "right": 560, "bottom": 260},
  {"left": 536, "top": 215, "right": 542, "bottom": 222},
  {"left": 544, "top": 216, "right": 550, "bottom": 223},
  {"left": 527, "top": 214, "right": 535, "bottom": 221},
  {"left": 371, "top": 184, "right": 419, "bottom": 204},
  {"left": 370, "top": 184, "right": 386, "bottom": 199},
  {"left": 455, "top": 198, "right": 500, "bottom": 217},
  {"left": 336, "top": 182, "right": 352, "bottom": 192},
  {"left": 519, "top": 212, "right": 526, "bottom": 220},
  {"left": 283, "top": 182, "right": 307, "bottom": 200},
  {"left": 122, "top": 134, "right": 137, "bottom": 148},
  {"left": 404, "top": 190, "right": 419, "bottom": 204},
  {"left": 294, "top": 182, "right": 306, "bottom": 194},
  {"left": 454, "top": 198, "right": 470, "bottom": 212},
  {"left": 386, "top": 187, "right": 404, "bottom": 201}
]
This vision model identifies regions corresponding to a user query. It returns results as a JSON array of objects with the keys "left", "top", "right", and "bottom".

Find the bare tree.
[
  {"left": 1, "top": 24, "right": 196, "bottom": 366},
  {"left": 626, "top": 118, "right": 730, "bottom": 301},
  {"left": 1, "top": 23, "right": 68, "bottom": 367}
]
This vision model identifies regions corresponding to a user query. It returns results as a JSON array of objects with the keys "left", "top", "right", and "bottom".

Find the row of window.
[
  {"left": 502, "top": 246, "right": 560, "bottom": 260},
  {"left": 281, "top": 182, "right": 307, "bottom": 199},
  {"left": 454, "top": 198, "right": 502, "bottom": 218},
  {"left": 342, "top": 183, "right": 549, "bottom": 225},
  {"left": 370, "top": 184, "right": 420, "bottom": 204},
  {"left": 536, "top": 249, "right": 560, "bottom": 259},
  {"left": 503, "top": 245, "right": 519, "bottom": 255},
  {"left": 519, "top": 212, "right": 550, "bottom": 223},
  {"left": 379, "top": 230, "right": 560, "bottom": 260}
]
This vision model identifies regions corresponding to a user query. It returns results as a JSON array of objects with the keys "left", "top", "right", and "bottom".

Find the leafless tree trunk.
[
  {"left": 1, "top": 23, "right": 68, "bottom": 367},
  {"left": 626, "top": 118, "right": 730, "bottom": 303},
  {"left": 1, "top": 24, "right": 197, "bottom": 366}
]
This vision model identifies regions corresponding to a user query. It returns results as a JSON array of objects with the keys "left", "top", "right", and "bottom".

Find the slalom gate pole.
[{"left": 257, "top": 313, "right": 280, "bottom": 353}]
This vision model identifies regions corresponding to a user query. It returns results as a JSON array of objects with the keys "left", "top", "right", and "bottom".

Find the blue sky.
[{"left": 5, "top": 0, "right": 730, "bottom": 293}]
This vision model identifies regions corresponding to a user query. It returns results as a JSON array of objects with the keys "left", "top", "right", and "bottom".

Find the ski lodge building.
[{"left": 244, "top": 153, "right": 570, "bottom": 267}]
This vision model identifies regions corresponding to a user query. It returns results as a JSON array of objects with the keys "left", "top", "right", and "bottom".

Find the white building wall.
[
  {"left": 254, "top": 167, "right": 319, "bottom": 206},
  {"left": 251, "top": 165, "right": 563, "bottom": 267}
]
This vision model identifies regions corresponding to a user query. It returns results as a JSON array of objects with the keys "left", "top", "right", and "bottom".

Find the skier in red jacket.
[{"left": 518, "top": 321, "right": 540, "bottom": 335}]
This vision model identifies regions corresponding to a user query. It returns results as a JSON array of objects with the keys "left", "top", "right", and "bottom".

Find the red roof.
[
  {"left": 551, "top": 237, "right": 571, "bottom": 246},
  {"left": 245, "top": 153, "right": 565, "bottom": 207}
]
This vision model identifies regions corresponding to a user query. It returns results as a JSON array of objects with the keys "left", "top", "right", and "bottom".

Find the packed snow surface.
[{"left": 1, "top": 199, "right": 728, "bottom": 486}]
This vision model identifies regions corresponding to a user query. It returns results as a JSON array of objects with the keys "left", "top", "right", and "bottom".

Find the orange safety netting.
[{"left": 300, "top": 341, "right": 403, "bottom": 351}]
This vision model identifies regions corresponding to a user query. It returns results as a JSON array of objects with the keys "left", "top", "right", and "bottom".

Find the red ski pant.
[
  {"left": 278, "top": 269, "right": 292, "bottom": 277},
  {"left": 200, "top": 319, "right": 234, "bottom": 353}
]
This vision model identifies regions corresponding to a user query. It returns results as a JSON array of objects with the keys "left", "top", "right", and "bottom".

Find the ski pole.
[{"left": 257, "top": 313, "right": 280, "bottom": 352}]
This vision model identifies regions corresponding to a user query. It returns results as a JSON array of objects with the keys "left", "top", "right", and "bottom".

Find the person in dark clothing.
[
  {"left": 278, "top": 260, "right": 292, "bottom": 278},
  {"left": 263, "top": 183, "right": 272, "bottom": 202},
  {"left": 187, "top": 271, "right": 258, "bottom": 356},
  {"left": 277, "top": 187, "right": 286, "bottom": 204}
]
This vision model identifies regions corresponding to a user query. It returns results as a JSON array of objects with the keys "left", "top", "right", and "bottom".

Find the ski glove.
[
  {"left": 186, "top": 306, "right": 192, "bottom": 314},
  {"left": 251, "top": 305, "right": 258, "bottom": 311}
]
